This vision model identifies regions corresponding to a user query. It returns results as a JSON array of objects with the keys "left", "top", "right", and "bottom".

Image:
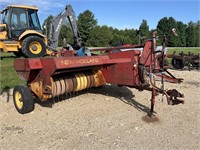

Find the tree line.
[{"left": 43, "top": 10, "right": 200, "bottom": 47}]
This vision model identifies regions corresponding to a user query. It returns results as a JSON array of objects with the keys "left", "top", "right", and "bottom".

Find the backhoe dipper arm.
[{"left": 48, "top": 5, "right": 81, "bottom": 50}]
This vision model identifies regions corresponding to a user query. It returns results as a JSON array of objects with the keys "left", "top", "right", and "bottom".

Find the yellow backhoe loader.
[{"left": 0, "top": 5, "right": 81, "bottom": 58}]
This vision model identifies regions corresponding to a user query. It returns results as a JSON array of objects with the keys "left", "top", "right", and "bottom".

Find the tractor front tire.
[
  {"left": 21, "top": 36, "right": 46, "bottom": 58},
  {"left": 13, "top": 85, "right": 34, "bottom": 114}
]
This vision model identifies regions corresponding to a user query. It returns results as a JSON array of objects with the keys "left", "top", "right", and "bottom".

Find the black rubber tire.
[
  {"left": 171, "top": 58, "right": 184, "bottom": 69},
  {"left": 21, "top": 36, "right": 46, "bottom": 58},
  {"left": 13, "top": 85, "right": 34, "bottom": 114},
  {"left": 192, "top": 62, "right": 199, "bottom": 69}
]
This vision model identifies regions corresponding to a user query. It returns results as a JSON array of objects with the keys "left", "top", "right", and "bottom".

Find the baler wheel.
[{"left": 13, "top": 85, "right": 34, "bottom": 114}]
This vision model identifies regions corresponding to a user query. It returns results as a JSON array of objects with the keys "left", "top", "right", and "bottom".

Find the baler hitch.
[
  {"left": 148, "top": 87, "right": 184, "bottom": 117},
  {"left": 166, "top": 89, "right": 184, "bottom": 105},
  {"left": 147, "top": 72, "right": 184, "bottom": 116}
]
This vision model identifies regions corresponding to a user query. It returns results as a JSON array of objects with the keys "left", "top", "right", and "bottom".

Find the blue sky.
[{"left": 0, "top": 0, "right": 199, "bottom": 30}]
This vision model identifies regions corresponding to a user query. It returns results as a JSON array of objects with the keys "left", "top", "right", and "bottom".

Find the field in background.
[
  {"left": 167, "top": 47, "right": 200, "bottom": 54},
  {"left": 0, "top": 47, "right": 199, "bottom": 93},
  {"left": 166, "top": 47, "right": 200, "bottom": 66},
  {"left": 0, "top": 53, "right": 25, "bottom": 93}
]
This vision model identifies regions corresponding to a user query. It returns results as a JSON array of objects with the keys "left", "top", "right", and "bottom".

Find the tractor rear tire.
[
  {"left": 171, "top": 58, "right": 184, "bottom": 69},
  {"left": 13, "top": 85, "right": 34, "bottom": 114},
  {"left": 21, "top": 36, "right": 46, "bottom": 58}
]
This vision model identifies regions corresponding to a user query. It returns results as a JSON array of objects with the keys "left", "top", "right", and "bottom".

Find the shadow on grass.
[
  {"left": 34, "top": 85, "right": 151, "bottom": 114},
  {"left": 0, "top": 56, "right": 16, "bottom": 60},
  {"left": 0, "top": 86, "right": 11, "bottom": 102}
]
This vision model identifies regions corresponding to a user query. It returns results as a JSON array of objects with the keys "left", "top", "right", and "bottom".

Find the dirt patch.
[{"left": 0, "top": 69, "right": 200, "bottom": 150}]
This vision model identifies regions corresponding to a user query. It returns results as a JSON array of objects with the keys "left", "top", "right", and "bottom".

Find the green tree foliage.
[
  {"left": 77, "top": 10, "right": 97, "bottom": 46},
  {"left": 87, "top": 25, "right": 112, "bottom": 47},
  {"left": 58, "top": 24, "right": 74, "bottom": 47},
  {"left": 194, "top": 21, "right": 200, "bottom": 47},
  {"left": 176, "top": 21, "right": 186, "bottom": 47},
  {"left": 157, "top": 17, "right": 178, "bottom": 47},
  {"left": 111, "top": 33, "right": 122, "bottom": 46},
  {"left": 156, "top": 17, "right": 168, "bottom": 45},
  {"left": 42, "top": 15, "right": 53, "bottom": 37},
  {"left": 110, "top": 28, "right": 132, "bottom": 46},
  {"left": 139, "top": 19, "right": 150, "bottom": 39},
  {"left": 157, "top": 17, "right": 168, "bottom": 34},
  {"left": 43, "top": 9, "right": 199, "bottom": 48},
  {"left": 157, "top": 17, "right": 199, "bottom": 47},
  {"left": 185, "top": 21, "right": 197, "bottom": 47},
  {"left": 129, "top": 29, "right": 140, "bottom": 45}
]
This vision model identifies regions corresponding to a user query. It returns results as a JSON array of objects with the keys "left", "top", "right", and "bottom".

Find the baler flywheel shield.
[{"left": 48, "top": 70, "right": 106, "bottom": 99}]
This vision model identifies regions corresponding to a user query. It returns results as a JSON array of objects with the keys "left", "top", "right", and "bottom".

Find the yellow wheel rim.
[
  {"left": 75, "top": 74, "right": 81, "bottom": 91},
  {"left": 15, "top": 91, "right": 23, "bottom": 109},
  {"left": 29, "top": 41, "right": 42, "bottom": 54},
  {"left": 82, "top": 73, "right": 87, "bottom": 90},
  {"left": 79, "top": 73, "right": 84, "bottom": 90}
]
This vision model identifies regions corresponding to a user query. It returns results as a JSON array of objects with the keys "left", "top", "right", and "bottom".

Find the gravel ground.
[{"left": 0, "top": 69, "right": 199, "bottom": 150}]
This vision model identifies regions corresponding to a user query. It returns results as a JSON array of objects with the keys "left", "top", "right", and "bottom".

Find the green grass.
[
  {"left": 0, "top": 52, "right": 25, "bottom": 93},
  {"left": 167, "top": 47, "right": 200, "bottom": 55},
  {"left": 166, "top": 47, "right": 200, "bottom": 65}
]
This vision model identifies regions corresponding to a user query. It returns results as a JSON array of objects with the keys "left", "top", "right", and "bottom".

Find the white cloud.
[
  {"left": 0, "top": 0, "right": 65, "bottom": 15},
  {"left": 0, "top": 0, "right": 68, "bottom": 24},
  {"left": 104, "top": 23, "right": 138, "bottom": 30}
]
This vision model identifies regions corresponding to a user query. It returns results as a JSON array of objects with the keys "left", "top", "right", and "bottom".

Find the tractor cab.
[{"left": 0, "top": 5, "right": 42, "bottom": 39}]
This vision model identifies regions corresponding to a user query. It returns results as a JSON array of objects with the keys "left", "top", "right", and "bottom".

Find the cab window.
[
  {"left": 10, "top": 8, "right": 28, "bottom": 38},
  {"left": 2, "top": 9, "right": 11, "bottom": 24},
  {"left": 11, "top": 8, "right": 28, "bottom": 30},
  {"left": 28, "top": 10, "right": 41, "bottom": 30}
]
